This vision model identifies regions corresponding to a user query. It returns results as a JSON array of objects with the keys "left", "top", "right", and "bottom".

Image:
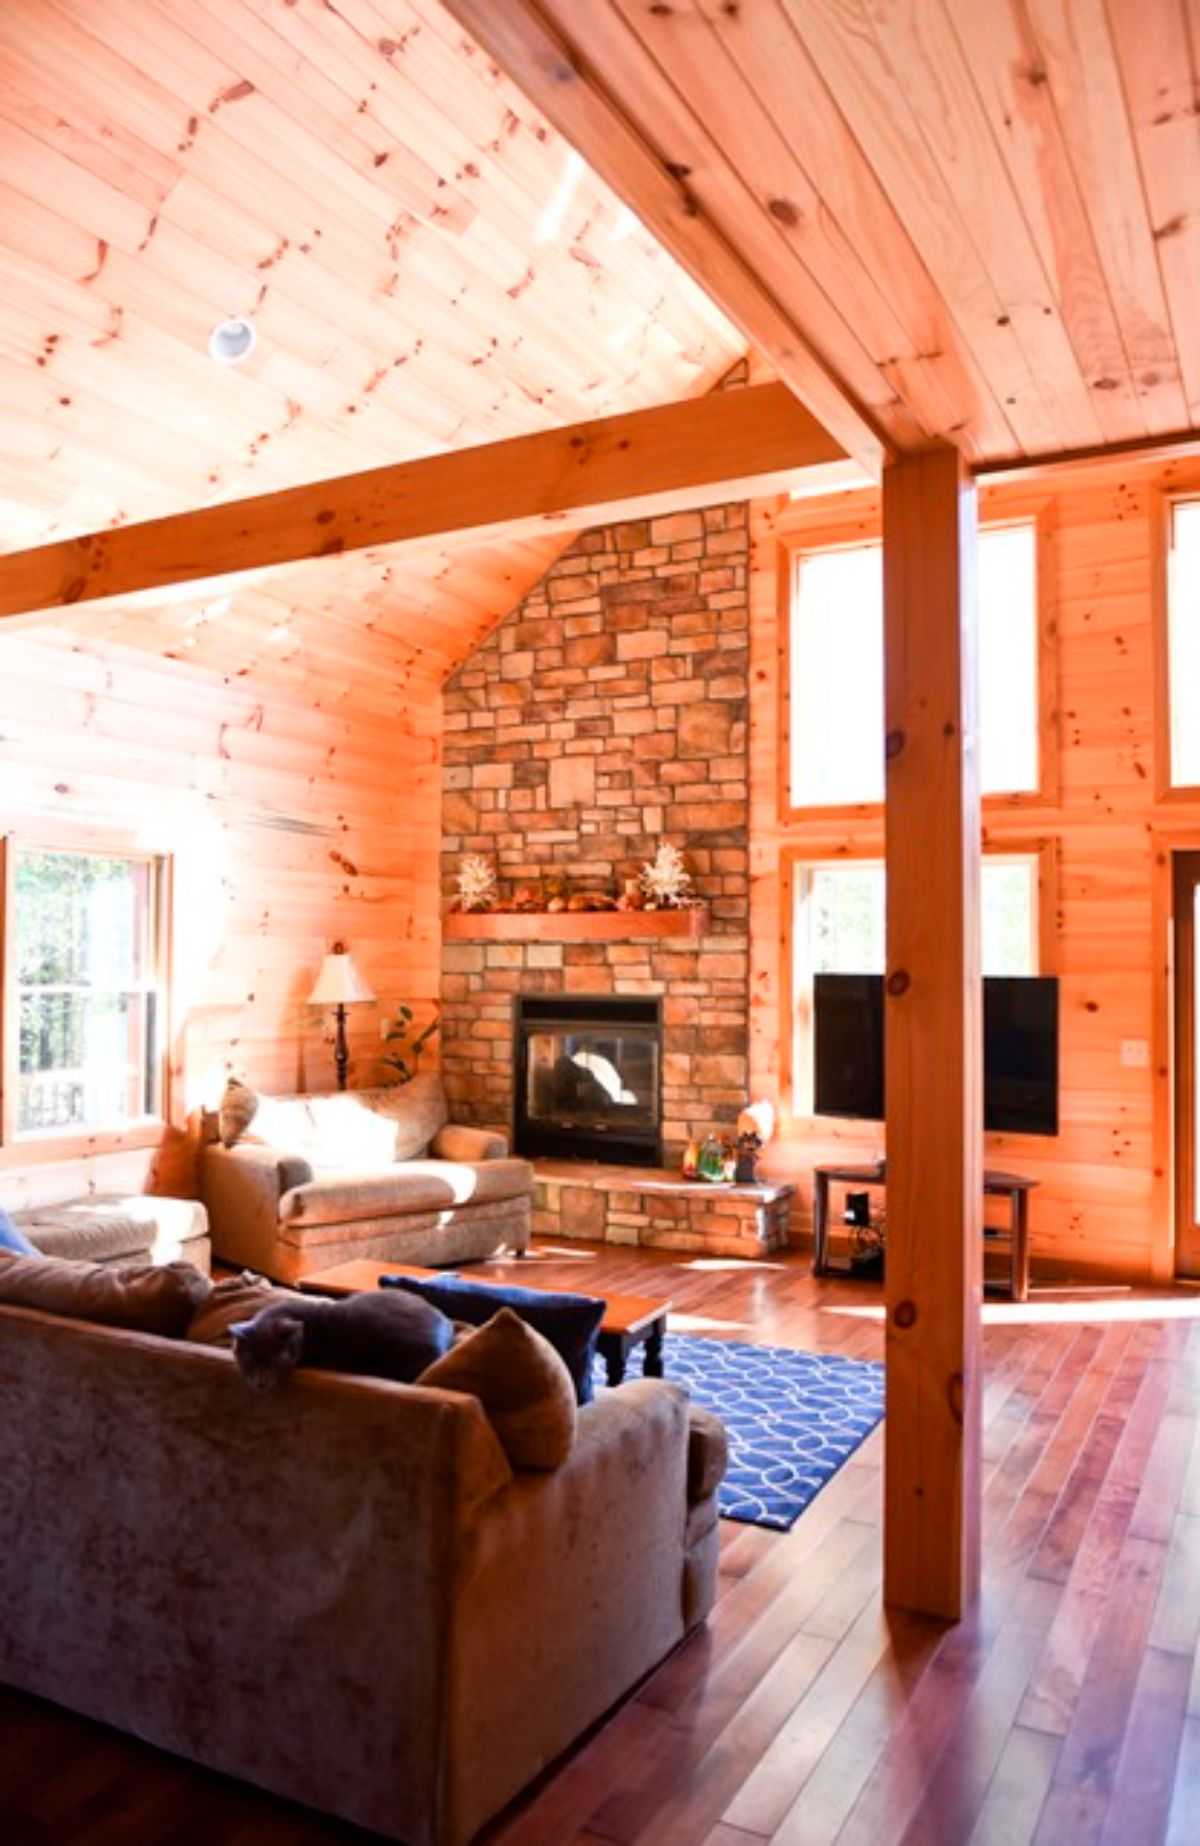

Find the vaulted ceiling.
[
  {"left": 0, "top": 0, "right": 743, "bottom": 688},
  {"left": 3, "top": 0, "right": 1198, "bottom": 691}
]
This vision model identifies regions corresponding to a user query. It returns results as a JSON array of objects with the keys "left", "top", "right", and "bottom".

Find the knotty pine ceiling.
[
  {"left": 0, "top": 0, "right": 743, "bottom": 689},
  {"left": 5, "top": 1, "right": 1199, "bottom": 694},
  {"left": 452, "top": 0, "right": 1200, "bottom": 471}
]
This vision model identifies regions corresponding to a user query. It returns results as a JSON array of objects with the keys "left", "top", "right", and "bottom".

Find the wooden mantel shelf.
[{"left": 442, "top": 906, "right": 709, "bottom": 941}]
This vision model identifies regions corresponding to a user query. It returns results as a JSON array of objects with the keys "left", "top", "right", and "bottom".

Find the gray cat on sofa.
[{"left": 230, "top": 1289, "right": 453, "bottom": 1390}]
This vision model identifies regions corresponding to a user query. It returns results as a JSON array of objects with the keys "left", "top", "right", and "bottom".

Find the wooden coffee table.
[{"left": 301, "top": 1259, "right": 671, "bottom": 1388}]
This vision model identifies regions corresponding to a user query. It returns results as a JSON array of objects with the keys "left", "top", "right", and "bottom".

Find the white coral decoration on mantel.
[
  {"left": 639, "top": 841, "right": 694, "bottom": 909},
  {"left": 457, "top": 854, "right": 497, "bottom": 913}
]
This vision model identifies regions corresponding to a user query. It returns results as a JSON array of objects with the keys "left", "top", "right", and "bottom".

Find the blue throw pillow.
[
  {"left": 382, "top": 1274, "right": 606, "bottom": 1405},
  {"left": 0, "top": 1209, "right": 36, "bottom": 1256}
]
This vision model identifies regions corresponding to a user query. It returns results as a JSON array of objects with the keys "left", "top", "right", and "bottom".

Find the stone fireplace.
[{"left": 439, "top": 504, "right": 751, "bottom": 1169}]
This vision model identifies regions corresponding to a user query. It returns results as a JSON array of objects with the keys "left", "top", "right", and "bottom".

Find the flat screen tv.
[{"left": 813, "top": 973, "right": 1059, "bottom": 1137}]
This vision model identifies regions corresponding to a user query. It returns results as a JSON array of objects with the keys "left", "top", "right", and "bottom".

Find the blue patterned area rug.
[{"left": 598, "top": 1335, "right": 885, "bottom": 1532}]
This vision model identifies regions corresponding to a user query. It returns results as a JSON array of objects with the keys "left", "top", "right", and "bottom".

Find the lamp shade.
[
  {"left": 737, "top": 1101, "right": 776, "bottom": 1144},
  {"left": 308, "top": 949, "right": 375, "bottom": 1007}
]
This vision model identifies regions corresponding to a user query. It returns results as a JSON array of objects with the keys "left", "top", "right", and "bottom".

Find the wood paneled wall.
[
  {"left": 750, "top": 453, "right": 1200, "bottom": 1285},
  {"left": 0, "top": 623, "right": 441, "bottom": 1204}
]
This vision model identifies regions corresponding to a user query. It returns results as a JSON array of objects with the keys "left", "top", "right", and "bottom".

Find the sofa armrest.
[
  {"left": 687, "top": 1404, "right": 729, "bottom": 1506},
  {"left": 431, "top": 1123, "right": 509, "bottom": 1161},
  {"left": 202, "top": 1143, "right": 314, "bottom": 1277},
  {"left": 441, "top": 1378, "right": 715, "bottom": 1844}
]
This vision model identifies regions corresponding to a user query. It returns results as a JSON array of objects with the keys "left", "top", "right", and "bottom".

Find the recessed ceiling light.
[{"left": 207, "top": 317, "right": 257, "bottom": 364}]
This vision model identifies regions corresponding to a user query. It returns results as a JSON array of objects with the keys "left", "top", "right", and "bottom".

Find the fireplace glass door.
[{"left": 514, "top": 995, "right": 662, "bottom": 1166}]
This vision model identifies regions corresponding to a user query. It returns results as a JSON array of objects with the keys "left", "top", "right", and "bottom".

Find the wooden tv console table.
[{"left": 812, "top": 1160, "right": 1037, "bottom": 1301}]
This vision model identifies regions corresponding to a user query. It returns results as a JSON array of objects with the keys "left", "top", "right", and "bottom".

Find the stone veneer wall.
[{"left": 440, "top": 504, "right": 751, "bottom": 1164}]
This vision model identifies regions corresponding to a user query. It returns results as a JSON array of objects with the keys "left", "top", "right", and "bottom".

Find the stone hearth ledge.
[{"left": 533, "top": 1159, "right": 796, "bottom": 1259}]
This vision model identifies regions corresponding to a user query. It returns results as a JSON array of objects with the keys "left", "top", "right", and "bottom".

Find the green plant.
[{"left": 380, "top": 1004, "right": 439, "bottom": 1085}]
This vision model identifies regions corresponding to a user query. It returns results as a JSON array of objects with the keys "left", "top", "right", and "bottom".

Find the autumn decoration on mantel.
[
  {"left": 448, "top": 843, "right": 702, "bottom": 918},
  {"left": 445, "top": 844, "right": 708, "bottom": 940}
]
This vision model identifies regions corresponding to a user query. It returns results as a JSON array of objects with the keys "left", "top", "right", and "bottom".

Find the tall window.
[
  {"left": 790, "top": 853, "right": 1041, "bottom": 1111},
  {"left": 9, "top": 845, "right": 166, "bottom": 1137},
  {"left": 1168, "top": 498, "right": 1200, "bottom": 788},
  {"left": 788, "top": 523, "right": 1039, "bottom": 807}
]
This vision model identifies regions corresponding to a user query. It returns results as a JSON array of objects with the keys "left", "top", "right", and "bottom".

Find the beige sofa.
[
  {"left": 202, "top": 1074, "right": 531, "bottom": 1283},
  {"left": 0, "top": 1292, "right": 724, "bottom": 1845}
]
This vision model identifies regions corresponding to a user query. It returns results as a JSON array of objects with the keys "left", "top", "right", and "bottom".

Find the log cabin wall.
[
  {"left": 0, "top": 625, "right": 441, "bottom": 1205},
  {"left": 750, "top": 453, "right": 1200, "bottom": 1285}
]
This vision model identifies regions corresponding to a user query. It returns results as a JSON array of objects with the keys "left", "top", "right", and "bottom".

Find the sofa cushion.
[
  {"left": 278, "top": 1158, "right": 534, "bottom": 1230},
  {"left": 226, "top": 1078, "right": 452, "bottom": 1170},
  {"left": 384, "top": 1275, "right": 606, "bottom": 1405},
  {"left": 0, "top": 1253, "right": 211, "bottom": 1336},
  {"left": 0, "top": 1209, "right": 35, "bottom": 1255},
  {"left": 368, "top": 1074, "right": 449, "bottom": 1161},
  {"left": 418, "top": 1307, "right": 576, "bottom": 1472},
  {"left": 218, "top": 1076, "right": 259, "bottom": 1146},
  {"left": 13, "top": 1195, "right": 210, "bottom": 1268},
  {"left": 185, "top": 1271, "right": 307, "bottom": 1345}
]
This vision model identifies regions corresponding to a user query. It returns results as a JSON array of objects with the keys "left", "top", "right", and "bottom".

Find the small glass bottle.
[
  {"left": 681, "top": 1137, "right": 700, "bottom": 1180},
  {"left": 697, "top": 1133, "right": 725, "bottom": 1183}
]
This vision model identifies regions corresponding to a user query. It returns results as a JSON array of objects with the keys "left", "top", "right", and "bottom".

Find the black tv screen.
[{"left": 813, "top": 973, "right": 1059, "bottom": 1137}]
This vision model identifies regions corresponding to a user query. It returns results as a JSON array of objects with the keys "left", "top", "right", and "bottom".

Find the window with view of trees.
[
  {"left": 789, "top": 854, "right": 1041, "bottom": 1112},
  {"left": 788, "top": 522, "right": 1039, "bottom": 808},
  {"left": 10, "top": 845, "right": 165, "bottom": 1137},
  {"left": 1167, "top": 498, "right": 1200, "bottom": 788}
]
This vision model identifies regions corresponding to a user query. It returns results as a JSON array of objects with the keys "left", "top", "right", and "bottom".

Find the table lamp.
[{"left": 308, "top": 943, "right": 375, "bottom": 1091}]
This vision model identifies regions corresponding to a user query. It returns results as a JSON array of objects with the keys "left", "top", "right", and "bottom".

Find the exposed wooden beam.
[
  {"left": 882, "top": 446, "right": 983, "bottom": 1622},
  {"left": 0, "top": 384, "right": 842, "bottom": 623},
  {"left": 439, "top": 0, "right": 888, "bottom": 480},
  {"left": 975, "top": 426, "right": 1200, "bottom": 484}
]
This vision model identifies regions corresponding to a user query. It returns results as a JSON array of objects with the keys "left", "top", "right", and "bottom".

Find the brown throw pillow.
[
  {"left": 218, "top": 1077, "right": 259, "bottom": 1147},
  {"left": 185, "top": 1271, "right": 306, "bottom": 1346},
  {"left": 0, "top": 1253, "right": 211, "bottom": 1337},
  {"left": 418, "top": 1306, "right": 577, "bottom": 1472}
]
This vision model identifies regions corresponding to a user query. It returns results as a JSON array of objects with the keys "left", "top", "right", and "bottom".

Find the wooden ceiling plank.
[
  {"left": 393, "top": 0, "right": 744, "bottom": 352},
  {"left": 599, "top": 0, "right": 984, "bottom": 453},
  {"left": 866, "top": 0, "right": 1138, "bottom": 447},
  {"left": 315, "top": 0, "right": 738, "bottom": 357},
  {"left": 775, "top": 0, "right": 1071, "bottom": 456},
  {"left": 0, "top": 46, "right": 180, "bottom": 213},
  {"left": 437, "top": 0, "right": 888, "bottom": 474},
  {"left": 14, "top": 12, "right": 734, "bottom": 468},
  {"left": 859, "top": 0, "right": 1125, "bottom": 447},
  {"left": 690, "top": 0, "right": 1015, "bottom": 459},
  {"left": 0, "top": 381, "right": 842, "bottom": 620},
  {"left": 945, "top": 0, "right": 1148, "bottom": 446},
  {"left": 522, "top": 0, "right": 919, "bottom": 448},
  {"left": 1021, "top": 0, "right": 1189, "bottom": 436},
  {"left": 1103, "top": 0, "right": 1200, "bottom": 422}
]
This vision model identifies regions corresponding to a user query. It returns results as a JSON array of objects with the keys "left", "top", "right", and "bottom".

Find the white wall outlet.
[{"left": 1120, "top": 1039, "right": 1150, "bottom": 1069}]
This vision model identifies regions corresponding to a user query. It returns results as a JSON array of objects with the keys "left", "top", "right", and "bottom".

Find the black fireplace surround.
[{"left": 513, "top": 994, "right": 663, "bottom": 1167}]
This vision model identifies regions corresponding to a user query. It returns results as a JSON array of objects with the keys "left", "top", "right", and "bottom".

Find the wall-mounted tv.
[{"left": 813, "top": 973, "right": 1059, "bottom": 1137}]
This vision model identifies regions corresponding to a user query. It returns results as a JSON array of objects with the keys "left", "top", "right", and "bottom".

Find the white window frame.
[
  {"left": 0, "top": 833, "right": 171, "bottom": 1150},
  {"left": 782, "top": 510, "right": 1052, "bottom": 818},
  {"left": 1163, "top": 495, "right": 1200, "bottom": 794},
  {"left": 784, "top": 841, "right": 1055, "bottom": 1119}
]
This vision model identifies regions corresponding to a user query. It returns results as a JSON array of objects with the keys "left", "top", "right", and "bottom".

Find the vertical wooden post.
[{"left": 882, "top": 446, "right": 983, "bottom": 1622}]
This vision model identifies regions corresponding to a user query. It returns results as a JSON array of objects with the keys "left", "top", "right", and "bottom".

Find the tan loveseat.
[
  {"left": 203, "top": 1074, "right": 531, "bottom": 1283},
  {"left": 0, "top": 1292, "right": 724, "bottom": 1845}
]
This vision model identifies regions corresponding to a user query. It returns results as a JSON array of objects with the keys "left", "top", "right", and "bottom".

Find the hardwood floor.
[{"left": 5, "top": 1241, "right": 1200, "bottom": 1845}]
